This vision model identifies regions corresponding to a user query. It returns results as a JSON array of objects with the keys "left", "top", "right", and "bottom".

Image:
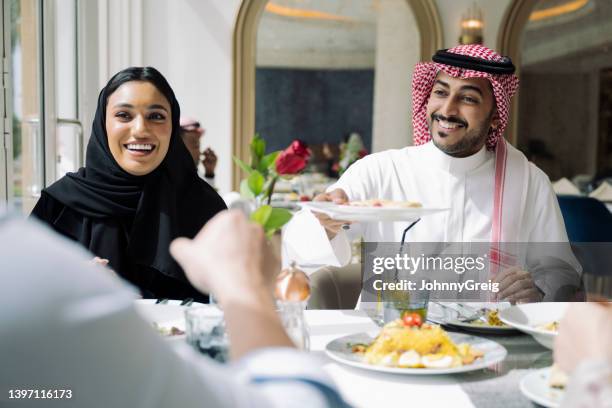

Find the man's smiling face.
[{"left": 426, "top": 71, "right": 500, "bottom": 157}]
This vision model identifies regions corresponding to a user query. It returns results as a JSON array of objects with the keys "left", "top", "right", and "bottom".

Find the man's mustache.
[{"left": 431, "top": 113, "right": 468, "bottom": 128}]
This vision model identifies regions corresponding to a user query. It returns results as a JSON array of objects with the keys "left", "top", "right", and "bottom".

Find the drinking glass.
[
  {"left": 185, "top": 306, "right": 229, "bottom": 362},
  {"left": 382, "top": 286, "right": 430, "bottom": 324}
]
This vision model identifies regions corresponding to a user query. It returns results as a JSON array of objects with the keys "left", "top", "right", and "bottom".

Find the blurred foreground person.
[
  {"left": 554, "top": 302, "right": 612, "bottom": 408},
  {"left": 0, "top": 211, "right": 348, "bottom": 408}
]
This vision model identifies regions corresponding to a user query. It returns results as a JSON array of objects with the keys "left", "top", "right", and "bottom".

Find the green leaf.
[
  {"left": 233, "top": 156, "right": 253, "bottom": 175},
  {"left": 247, "top": 170, "right": 265, "bottom": 196},
  {"left": 250, "top": 205, "right": 272, "bottom": 227},
  {"left": 250, "top": 134, "right": 266, "bottom": 169},
  {"left": 259, "top": 151, "right": 280, "bottom": 174},
  {"left": 251, "top": 134, "right": 266, "bottom": 158},
  {"left": 250, "top": 206, "right": 293, "bottom": 237},
  {"left": 239, "top": 179, "right": 255, "bottom": 199},
  {"left": 265, "top": 208, "right": 293, "bottom": 231}
]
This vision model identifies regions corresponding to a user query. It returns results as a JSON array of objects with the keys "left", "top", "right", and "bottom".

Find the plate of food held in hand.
[
  {"left": 325, "top": 316, "right": 506, "bottom": 375},
  {"left": 301, "top": 199, "right": 448, "bottom": 222}
]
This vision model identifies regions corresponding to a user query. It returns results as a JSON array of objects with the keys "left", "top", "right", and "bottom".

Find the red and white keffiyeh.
[
  {"left": 411, "top": 44, "right": 519, "bottom": 150},
  {"left": 411, "top": 45, "right": 526, "bottom": 269}
]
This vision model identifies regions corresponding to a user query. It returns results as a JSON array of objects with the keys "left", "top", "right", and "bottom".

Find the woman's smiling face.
[{"left": 105, "top": 81, "right": 172, "bottom": 176}]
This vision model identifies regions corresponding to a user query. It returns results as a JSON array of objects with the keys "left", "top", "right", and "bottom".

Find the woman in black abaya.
[{"left": 31, "top": 67, "right": 226, "bottom": 302}]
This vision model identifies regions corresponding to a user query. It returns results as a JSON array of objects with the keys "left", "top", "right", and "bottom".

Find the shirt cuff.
[
  {"left": 232, "top": 348, "right": 347, "bottom": 407},
  {"left": 330, "top": 230, "right": 352, "bottom": 267}
]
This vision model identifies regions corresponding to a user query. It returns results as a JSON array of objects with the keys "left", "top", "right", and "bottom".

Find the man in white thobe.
[{"left": 284, "top": 45, "right": 580, "bottom": 303}]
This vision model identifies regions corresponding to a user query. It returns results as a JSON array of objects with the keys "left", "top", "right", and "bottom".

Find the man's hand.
[
  {"left": 170, "top": 210, "right": 276, "bottom": 304},
  {"left": 312, "top": 188, "right": 351, "bottom": 240},
  {"left": 493, "top": 266, "right": 543, "bottom": 303},
  {"left": 554, "top": 302, "right": 612, "bottom": 374},
  {"left": 170, "top": 210, "right": 293, "bottom": 359},
  {"left": 202, "top": 147, "right": 217, "bottom": 177}
]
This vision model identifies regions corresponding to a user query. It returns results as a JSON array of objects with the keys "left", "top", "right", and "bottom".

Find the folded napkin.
[
  {"left": 589, "top": 181, "right": 612, "bottom": 202},
  {"left": 552, "top": 178, "right": 581, "bottom": 195}
]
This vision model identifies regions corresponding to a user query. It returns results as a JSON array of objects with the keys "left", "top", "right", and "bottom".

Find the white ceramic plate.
[
  {"left": 427, "top": 302, "right": 518, "bottom": 334},
  {"left": 299, "top": 201, "right": 448, "bottom": 222},
  {"left": 520, "top": 368, "right": 565, "bottom": 408},
  {"left": 134, "top": 299, "right": 206, "bottom": 340},
  {"left": 325, "top": 331, "right": 507, "bottom": 375},
  {"left": 498, "top": 303, "right": 568, "bottom": 349}
]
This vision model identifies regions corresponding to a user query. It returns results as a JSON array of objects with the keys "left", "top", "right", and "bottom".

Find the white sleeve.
[
  {"left": 0, "top": 217, "right": 345, "bottom": 408},
  {"left": 327, "top": 155, "right": 376, "bottom": 201},
  {"left": 525, "top": 166, "right": 582, "bottom": 299},
  {"left": 282, "top": 209, "right": 352, "bottom": 271},
  {"left": 281, "top": 156, "right": 380, "bottom": 270}
]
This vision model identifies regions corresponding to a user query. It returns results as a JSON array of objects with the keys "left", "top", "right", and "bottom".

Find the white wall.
[
  {"left": 371, "top": 0, "right": 420, "bottom": 152},
  {"left": 99, "top": 0, "right": 241, "bottom": 194}
]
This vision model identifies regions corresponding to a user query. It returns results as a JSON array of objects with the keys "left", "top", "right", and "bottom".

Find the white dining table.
[
  {"left": 140, "top": 301, "right": 553, "bottom": 408},
  {"left": 304, "top": 309, "right": 551, "bottom": 408}
]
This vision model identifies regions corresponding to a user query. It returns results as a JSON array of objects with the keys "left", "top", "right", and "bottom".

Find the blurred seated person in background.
[
  {"left": 1, "top": 210, "right": 348, "bottom": 407},
  {"left": 180, "top": 117, "right": 217, "bottom": 186},
  {"left": 554, "top": 302, "right": 612, "bottom": 407},
  {"left": 30, "top": 67, "right": 226, "bottom": 302}
]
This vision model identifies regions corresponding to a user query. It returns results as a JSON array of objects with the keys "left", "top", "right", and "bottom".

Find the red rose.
[
  {"left": 276, "top": 150, "right": 307, "bottom": 174},
  {"left": 275, "top": 140, "right": 310, "bottom": 175},
  {"left": 289, "top": 140, "right": 311, "bottom": 159},
  {"left": 358, "top": 148, "right": 368, "bottom": 158}
]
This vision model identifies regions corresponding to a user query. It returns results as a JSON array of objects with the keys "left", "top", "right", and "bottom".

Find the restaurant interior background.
[{"left": 1, "top": 0, "right": 611, "bottom": 212}]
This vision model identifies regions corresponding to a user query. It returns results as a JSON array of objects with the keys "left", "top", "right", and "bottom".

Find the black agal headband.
[{"left": 432, "top": 49, "right": 516, "bottom": 75}]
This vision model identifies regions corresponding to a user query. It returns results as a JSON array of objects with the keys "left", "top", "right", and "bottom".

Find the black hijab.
[{"left": 42, "top": 67, "right": 226, "bottom": 282}]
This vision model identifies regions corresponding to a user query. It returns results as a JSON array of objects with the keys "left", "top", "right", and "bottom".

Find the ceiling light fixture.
[
  {"left": 529, "top": 0, "right": 589, "bottom": 22},
  {"left": 459, "top": 3, "right": 484, "bottom": 45},
  {"left": 265, "top": 2, "right": 353, "bottom": 22}
]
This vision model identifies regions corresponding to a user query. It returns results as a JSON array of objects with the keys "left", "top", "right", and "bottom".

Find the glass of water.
[{"left": 185, "top": 306, "right": 229, "bottom": 362}]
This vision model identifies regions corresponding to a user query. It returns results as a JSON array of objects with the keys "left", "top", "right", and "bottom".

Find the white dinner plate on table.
[
  {"left": 427, "top": 302, "right": 518, "bottom": 334},
  {"left": 325, "top": 331, "right": 507, "bottom": 375},
  {"left": 498, "top": 303, "right": 568, "bottom": 349},
  {"left": 520, "top": 368, "right": 565, "bottom": 408},
  {"left": 134, "top": 299, "right": 206, "bottom": 340},
  {"left": 299, "top": 201, "right": 448, "bottom": 222}
]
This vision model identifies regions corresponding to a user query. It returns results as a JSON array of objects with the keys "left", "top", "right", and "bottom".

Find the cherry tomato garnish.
[{"left": 402, "top": 312, "right": 423, "bottom": 327}]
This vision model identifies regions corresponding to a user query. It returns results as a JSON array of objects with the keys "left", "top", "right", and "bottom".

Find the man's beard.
[{"left": 429, "top": 113, "right": 492, "bottom": 158}]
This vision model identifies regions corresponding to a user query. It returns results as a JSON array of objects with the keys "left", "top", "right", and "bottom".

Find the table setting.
[{"left": 135, "top": 296, "right": 566, "bottom": 408}]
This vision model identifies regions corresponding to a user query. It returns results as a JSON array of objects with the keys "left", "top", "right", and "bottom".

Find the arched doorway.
[
  {"left": 231, "top": 0, "right": 443, "bottom": 189},
  {"left": 499, "top": 0, "right": 612, "bottom": 185}
]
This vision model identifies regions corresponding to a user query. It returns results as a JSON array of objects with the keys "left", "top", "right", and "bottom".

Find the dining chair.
[
  {"left": 557, "top": 195, "right": 612, "bottom": 299},
  {"left": 307, "top": 263, "right": 362, "bottom": 309}
]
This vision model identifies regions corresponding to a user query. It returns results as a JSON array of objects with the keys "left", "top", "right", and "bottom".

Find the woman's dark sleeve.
[{"left": 30, "top": 191, "right": 62, "bottom": 225}]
